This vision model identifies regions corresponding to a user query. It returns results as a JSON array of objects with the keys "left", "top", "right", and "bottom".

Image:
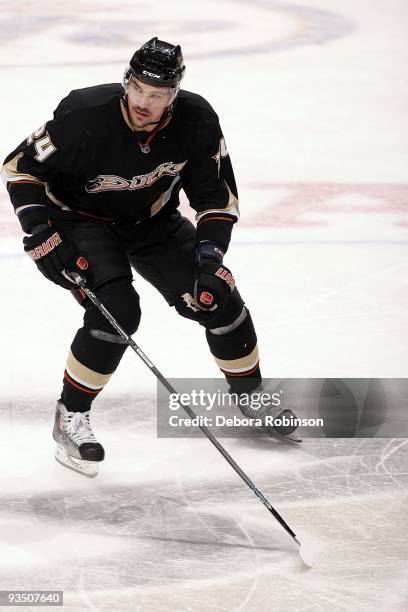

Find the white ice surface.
[{"left": 0, "top": 0, "right": 407, "bottom": 610}]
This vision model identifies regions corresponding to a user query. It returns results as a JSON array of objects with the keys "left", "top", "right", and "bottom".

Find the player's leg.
[
  {"left": 126, "top": 212, "right": 298, "bottom": 440},
  {"left": 50, "top": 214, "right": 141, "bottom": 474},
  {"left": 61, "top": 277, "right": 140, "bottom": 412},
  {"left": 126, "top": 212, "right": 261, "bottom": 391},
  {"left": 54, "top": 278, "right": 141, "bottom": 476}
]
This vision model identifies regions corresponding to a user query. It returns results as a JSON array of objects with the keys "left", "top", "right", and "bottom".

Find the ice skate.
[
  {"left": 52, "top": 400, "right": 105, "bottom": 477},
  {"left": 262, "top": 405, "right": 302, "bottom": 443},
  {"left": 232, "top": 383, "right": 302, "bottom": 443}
]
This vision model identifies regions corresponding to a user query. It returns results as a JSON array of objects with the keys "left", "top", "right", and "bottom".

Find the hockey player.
[{"left": 2, "top": 38, "right": 299, "bottom": 477}]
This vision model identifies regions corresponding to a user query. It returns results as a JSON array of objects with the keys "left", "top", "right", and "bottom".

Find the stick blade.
[
  {"left": 295, "top": 536, "right": 316, "bottom": 568},
  {"left": 299, "top": 542, "right": 315, "bottom": 568}
]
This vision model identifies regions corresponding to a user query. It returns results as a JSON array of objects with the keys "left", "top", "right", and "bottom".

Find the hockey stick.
[{"left": 70, "top": 273, "right": 313, "bottom": 567}]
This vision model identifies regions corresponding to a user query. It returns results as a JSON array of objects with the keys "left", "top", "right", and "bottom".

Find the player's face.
[{"left": 127, "top": 77, "right": 172, "bottom": 130}]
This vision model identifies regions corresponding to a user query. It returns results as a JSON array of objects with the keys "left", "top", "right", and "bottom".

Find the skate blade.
[
  {"left": 276, "top": 432, "right": 302, "bottom": 444},
  {"left": 55, "top": 445, "right": 99, "bottom": 478},
  {"left": 262, "top": 427, "right": 302, "bottom": 444}
]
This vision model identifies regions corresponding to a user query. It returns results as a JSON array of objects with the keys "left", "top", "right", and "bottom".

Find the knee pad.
[
  {"left": 83, "top": 277, "right": 141, "bottom": 336},
  {"left": 206, "top": 307, "right": 261, "bottom": 388},
  {"left": 207, "top": 288, "right": 245, "bottom": 329},
  {"left": 206, "top": 306, "right": 257, "bottom": 351}
]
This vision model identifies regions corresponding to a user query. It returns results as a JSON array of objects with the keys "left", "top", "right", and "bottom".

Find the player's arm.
[
  {"left": 182, "top": 118, "right": 239, "bottom": 311},
  {"left": 182, "top": 117, "right": 239, "bottom": 256},
  {"left": 2, "top": 114, "right": 90, "bottom": 288},
  {"left": 1, "top": 107, "right": 83, "bottom": 233}
]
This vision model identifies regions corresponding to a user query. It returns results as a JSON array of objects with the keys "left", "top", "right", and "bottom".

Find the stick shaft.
[{"left": 74, "top": 276, "right": 298, "bottom": 542}]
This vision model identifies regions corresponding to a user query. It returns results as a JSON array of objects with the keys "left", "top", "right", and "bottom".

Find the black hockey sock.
[
  {"left": 61, "top": 327, "right": 128, "bottom": 413},
  {"left": 206, "top": 307, "right": 261, "bottom": 394}
]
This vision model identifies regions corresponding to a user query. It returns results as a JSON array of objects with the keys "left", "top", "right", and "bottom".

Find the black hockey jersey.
[{"left": 2, "top": 84, "right": 239, "bottom": 248}]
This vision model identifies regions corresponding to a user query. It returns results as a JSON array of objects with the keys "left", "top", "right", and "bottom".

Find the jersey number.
[
  {"left": 27, "top": 124, "right": 57, "bottom": 163},
  {"left": 34, "top": 134, "right": 56, "bottom": 162}
]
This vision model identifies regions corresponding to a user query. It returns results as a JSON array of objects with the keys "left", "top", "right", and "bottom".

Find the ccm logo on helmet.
[{"left": 142, "top": 70, "right": 160, "bottom": 79}]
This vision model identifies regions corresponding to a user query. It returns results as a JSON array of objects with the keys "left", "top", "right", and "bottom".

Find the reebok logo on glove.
[
  {"left": 215, "top": 267, "right": 235, "bottom": 290},
  {"left": 76, "top": 256, "right": 89, "bottom": 270},
  {"left": 198, "top": 291, "right": 214, "bottom": 306},
  {"left": 26, "top": 231, "right": 62, "bottom": 261}
]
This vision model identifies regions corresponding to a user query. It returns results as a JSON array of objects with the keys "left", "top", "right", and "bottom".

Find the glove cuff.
[
  {"left": 195, "top": 240, "right": 225, "bottom": 266},
  {"left": 30, "top": 223, "right": 50, "bottom": 235},
  {"left": 19, "top": 208, "right": 50, "bottom": 234}
]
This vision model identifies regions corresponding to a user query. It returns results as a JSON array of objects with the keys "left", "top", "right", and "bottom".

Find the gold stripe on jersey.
[
  {"left": 195, "top": 181, "right": 240, "bottom": 222},
  {"left": 149, "top": 175, "right": 180, "bottom": 217},
  {"left": 2, "top": 152, "right": 45, "bottom": 184},
  {"left": 150, "top": 193, "right": 166, "bottom": 217},
  {"left": 66, "top": 351, "right": 113, "bottom": 390},
  {"left": 213, "top": 344, "right": 259, "bottom": 374},
  {"left": 45, "top": 183, "right": 66, "bottom": 207}
]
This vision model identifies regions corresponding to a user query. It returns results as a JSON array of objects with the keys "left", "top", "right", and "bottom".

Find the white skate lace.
[{"left": 63, "top": 411, "right": 98, "bottom": 445}]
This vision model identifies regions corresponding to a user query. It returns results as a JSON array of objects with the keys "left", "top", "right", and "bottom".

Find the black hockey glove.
[
  {"left": 194, "top": 241, "right": 235, "bottom": 311},
  {"left": 23, "top": 222, "right": 90, "bottom": 289}
]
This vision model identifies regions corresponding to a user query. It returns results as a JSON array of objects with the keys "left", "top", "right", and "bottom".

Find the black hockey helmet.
[{"left": 125, "top": 37, "right": 185, "bottom": 89}]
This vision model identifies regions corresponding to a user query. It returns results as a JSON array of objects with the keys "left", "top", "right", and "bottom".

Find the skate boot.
[
  {"left": 52, "top": 400, "right": 105, "bottom": 477},
  {"left": 232, "top": 383, "right": 301, "bottom": 443}
]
